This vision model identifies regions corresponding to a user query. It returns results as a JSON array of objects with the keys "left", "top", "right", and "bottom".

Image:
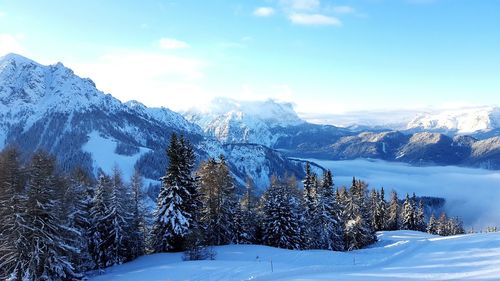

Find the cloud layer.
[{"left": 313, "top": 159, "right": 500, "bottom": 229}]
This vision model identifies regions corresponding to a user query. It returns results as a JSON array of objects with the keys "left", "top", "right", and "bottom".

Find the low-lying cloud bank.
[{"left": 310, "top": 159, "right": 500, "bottom": 229}]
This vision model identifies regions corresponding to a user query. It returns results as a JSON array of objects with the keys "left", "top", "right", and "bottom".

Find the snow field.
[{"left": 89, "top": 230, "right": 500, "bottom": 281}]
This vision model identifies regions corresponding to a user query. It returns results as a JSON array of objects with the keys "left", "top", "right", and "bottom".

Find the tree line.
[{"left": 0, "top": 133, "right": 464, "bottom": 280}]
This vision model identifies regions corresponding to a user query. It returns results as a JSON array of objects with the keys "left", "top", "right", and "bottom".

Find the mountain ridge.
[
  {"left": 1, "top": 52, "right": 499, "bottom": 190},
  {"left": 0, "top": 53, "right": 312, "bottom": 192}
]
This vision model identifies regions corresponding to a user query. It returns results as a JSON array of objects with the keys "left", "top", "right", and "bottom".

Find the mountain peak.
[
  {"left": 0, "top": 54, "right": 203, "bottom": 144},
  {"left": 185, "top": 97, "right": 305, "bottom": 146},
  {"left": 196, "top": 97, "right": 304, "bottom": 125},
  {"left": 0, "top": 53, "right": 107, "bottom": 108},
  {"left": 0, "top": 53, "right": 39, "bottom": 65}
]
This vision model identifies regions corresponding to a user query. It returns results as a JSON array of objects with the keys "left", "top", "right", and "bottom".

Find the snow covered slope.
[
  {"left": 89, "top": 230, "right": 500, "bottom": 281},
  {"left": 407, "top": 106, "right": 500, "bottom": 135}
]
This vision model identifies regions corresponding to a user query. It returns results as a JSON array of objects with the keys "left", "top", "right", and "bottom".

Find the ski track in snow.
[{"left": 88, "top": 230, "right": 500, "bottom": 281}]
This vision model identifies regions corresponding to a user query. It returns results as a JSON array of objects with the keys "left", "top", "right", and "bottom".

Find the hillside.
[{"left": 89, "top": 230, "right": 500, "bottom": 281}]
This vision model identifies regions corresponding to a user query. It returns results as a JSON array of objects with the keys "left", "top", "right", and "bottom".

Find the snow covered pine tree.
[{"left": 150, "top": 133, "right": 198, "bottom": 252}]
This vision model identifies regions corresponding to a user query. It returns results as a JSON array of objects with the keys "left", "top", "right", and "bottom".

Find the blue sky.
[{"left": 0, "top": 0, "right": 499, "bottom": 113}]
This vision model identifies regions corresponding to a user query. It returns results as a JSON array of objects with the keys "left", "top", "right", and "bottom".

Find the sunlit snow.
[
  {"left": 89, "top": 230, "right": 500, "bottom": 281},
  {"left": 82, "top": 131, "right": 150, "bottom": 180}
]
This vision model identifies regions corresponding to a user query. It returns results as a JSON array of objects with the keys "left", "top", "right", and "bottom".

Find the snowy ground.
[
  {"left": 82, "top": 131, "right": 151, "bottom": 180},
  {"left": 89, "top": 230, "right": 500, "bottom": 281},
  {"left": 309, "top": 159, "right": 500, "bottom": 229}
]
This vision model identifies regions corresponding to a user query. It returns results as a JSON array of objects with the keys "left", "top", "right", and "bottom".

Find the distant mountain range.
[
  {"left": 186, "top": 100, "right": 500, "bottom": 169},
  {"left": 1, "top": 53, "right": 499, "bottom": 196},
  {"left": 405, "top": 107, "right": 500, "bottom": 138},
  {"left": 300, "top": 106, "right": 500, "bottom": 139},
  {"left": 0, "top": 53, "right": 312, "bottom": 191}
]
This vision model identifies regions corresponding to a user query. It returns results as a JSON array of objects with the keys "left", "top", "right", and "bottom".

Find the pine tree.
[
  {"left": 89, "top": 172, "right": 114, "bottom": 269},
  {"left": 344, "top": 215, "right": 366, "bottom": 251},
  {"left": 302, "top": 163, "right": 316, "bottom": 209},
  {"left": 386, "top": 191, "right": 400, "bottom": 230},
  {"left": 129, "top": 170, "right": 147, "bottom": 259},
  {"left": 447, "top": 217, "right": 465, "bottom": 236},
  {"left": 280, "top": 174, "right": 306, "bottom": 246},
  {"left": 216, "top": 156, "right": 238, "bottom": 244},
  {"left": 313, "top": 170, "right": 344, "bottom": 251},
  {"left": 302, "top": 162, "right": 317, "bottom": 249},
  {"left": 369, "top": 189, "right": 380, "bottom": 231},
  {"left": 178, "top": 135, "right": 200, "bottom": 229},
  {"left": 427, "top": 213, "right": 437, "bottom": 234},
  {"left": 262, "top": 176, "right": 303, "bottom": 250},
  {"left": 234, "top": 178, "right": 258, "bottom": 244},
  {"left": 108, "top": 167, "right": 133, "bottom": 264},
  {"left": 343, "top": 178, "right": 376, "bottom": 250},
  {"left": 198, "top": 155, "right": 238, "bottom": 245},
  {"left": 0, "top": 148, "right": 28, "bottom": 280},
  {"left": 336, "top": 187, "right": 349, "bottom": 222},
  {"left": 415, "top": 200, "right": 426, "bottom": 232},
  {"left": 65, "top": 168, "right": 94, "bottom": 272},
  {"left": 22, "top": 151, "right": 80, "bottom": 280},
  {"left": 436, "top": 212, "right": 448, "bottom": 236},
  {"left": 150, "top": 133, "right": 197, "bottom": 252},
  {"left": 401, "top": 193, "right": 415, "bottom": 230},
  {"left": 377, "top": 187, "right": 387, "bottom": 230}
]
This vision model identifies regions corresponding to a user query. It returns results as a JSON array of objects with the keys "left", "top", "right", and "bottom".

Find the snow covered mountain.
[
  {"left": 2, "top": 53, "right": 497, "bottom": 183},
  {"left": 185, "top": 98, "right": 306, "bottom": 147},
  {"left": 304, "top": 107, "right": 500, "bottom": 139},
  {"left": 186, "top": 97, "right": 500, "bottom": 169},
  {"left": 185, "top": 98, "right": 352, "bottom": 153},
  {"left": 406, "top": 106, "right": 500, "bottom": 136},
  {"left": 0, "top": 53, "right": 311, "bottom": 190}
]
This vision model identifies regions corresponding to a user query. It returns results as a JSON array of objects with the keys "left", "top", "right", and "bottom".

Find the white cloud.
[
  {"left": 0, "top": 11, "right": 5, "bottom": 17},
  {"left": 282, "top": 0, "right": 320, "bottom": 11},
  {"left": 289, "top": 13, "right": 341, "bottom": 26},
  {"left": 159, "top": 37, "right": 190, "bottom": 50},
  {"left": 332, "top": 5, "right": 355, "bottom": 14},
  {"left": 253, "top": 7, "right": 275, "bottom": 17},
  {"left": 67, "top": 50, "right": 209, "bottom": 110},
  {"left": 0, "top": 34, "right": 25, "bottom": 55}
]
